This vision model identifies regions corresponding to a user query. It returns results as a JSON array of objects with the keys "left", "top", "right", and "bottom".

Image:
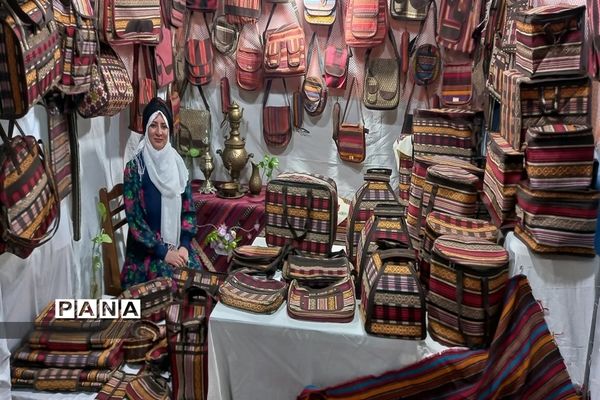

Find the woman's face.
[{"left": 147, "top": 113, "right": 169, "bottom": 151}]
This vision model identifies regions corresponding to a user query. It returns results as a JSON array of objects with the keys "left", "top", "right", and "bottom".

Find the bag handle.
[
  {"left": 325, "top": 0, "right": 352, "bottom": 56},
  {"left": 281, "top": 185, "right": 312, "bottom": 241},
  {"left": 263, "top": 78, "right": 290, "bottom": 108},
  {"left": 305, "top": 32, "right": 324, "bottom": 77},
  {"left": 341, "top": 78, "right": 364, "bottom": 125},
  {"left": 185, "top": 9, "right": 212, "bottom": 41},
  {"left": 365, "top": 29, "right": 401, "bottom": 72},
  {"left": 180, "top": 80, "right": 211, "bottom": 112}
]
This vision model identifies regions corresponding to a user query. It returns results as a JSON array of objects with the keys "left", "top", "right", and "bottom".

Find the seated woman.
[{"left": 121, "top": 97, "right": 202, "bottom": 288}]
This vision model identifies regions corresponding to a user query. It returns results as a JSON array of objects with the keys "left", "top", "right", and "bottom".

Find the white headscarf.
[{"left": 136, "top": 111, "right": 189, "bottom": 247}]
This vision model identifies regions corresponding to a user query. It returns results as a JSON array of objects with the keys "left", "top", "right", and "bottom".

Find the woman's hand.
[
  {"left": 177, "top": 246, "right": 189, "bottom": 264},
  {"left": 165, "top": 249, "right": 187, "bottom": 268}
]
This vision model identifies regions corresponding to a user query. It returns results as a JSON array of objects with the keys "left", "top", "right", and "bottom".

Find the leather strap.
[
  {"left": 281, "top": 185, "right": 312, "bottom": 241},
  {"left": 341, "top": 77, "right": 365, "bottom": 125},
  {"left": 263, "top": 78, "right": 290, "bottom": 108}
]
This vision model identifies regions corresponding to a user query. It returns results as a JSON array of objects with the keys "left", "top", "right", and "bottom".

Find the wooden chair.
[{"left": 98, "top": 183, "right": 127, "bottom": 296}]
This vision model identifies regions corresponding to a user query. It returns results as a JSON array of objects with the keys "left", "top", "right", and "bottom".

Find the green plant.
[
  {"left": 90, "top": 202, "right": 113, "bottom": 298},
  {"left": 258, "top": 155, "right": 279, "bottom": 181},
  {"left": 187, "top": 147, "right": 202, "bottom": 158},
  {"left": 205, "top": 224, "right": 242, "bottom": 255}
]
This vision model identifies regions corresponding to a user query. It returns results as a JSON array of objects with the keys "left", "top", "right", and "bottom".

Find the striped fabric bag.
[
  {"left": 482, "top": 133, "right": 524, "bottom": 228},
  {"left": 96, "top": 371, "right": 135, "bottom": 399},
  {"left": 500, "top": 0, "right": 529, "bottom": 53},
  {"left": 186, "top": 38, "right": 213, "bottom": 86},
  {"left": 420, "top": 212, "right": 498, "bottom": 291},
  {"left": 46, "top": 101, "right": 73, "bottom": 201},
  {"left": 12, "top": 366, "right": 113, "bottom": 392},
  {"left": 236, "top": 46, "right": 262, "bottom": 91},
  {"left": 231, "top": 245, "right": 283, "bottom": 274},
  {"left": 263, "top": 5, "right": 306, "bottom": 78},
  {"left": 123, "top": 321, "right": 163, "bottom": 363},
  {"left": 304, "top": 0, "right": 336, "bottom": 25},
  {"left": 335, "top": 79, "right": 367, "bottom": 163},
  {"left": 344, "top": 0, "right": 388, "bottom": 48},
  {"left": 225, "top": 0, "right": 260, "bottom": 24},
  {"left": 390, "top": 0, "right": 429, "bottom": 20},
  {"left": 515, "top": 5, "right": 586, "bottom": 78},
  {"left": 287, "top": 276, "right": 355, "bottom": 322},
  {"left": 440, "top": 63, "right": 472, "bottom": 108},
  {"left": 282, "top": 251, "right": 352, "bottom": 285},
  {"left": 486, "top": 35, "right": 513, "bottom": 102},
  {"left": 99, "top": 0, "right": 162, "bottom": 45},
  {"left": 515, "top": 182, "right": 600, "bottom": 257},
  {"left": 437, "top": 0, "right": 482, "bottom": 54},
  {"left": 171, "top": 267, "right": 225, "bottom": 299},
  {"left": 219, "top": 271, "right": 288, "bottom": 314},
  {"left": 11, "top": 341, "right": 124, "bottom": 369},
  {"left": 35, "top": 300, "right": 111, "bottom": 332},
  {"left": 525, "top": 124, "right": 594, "bottom": 190},
  {"left": 355, "top": 204, "right": 410, "bottom": 298},
  {"left": 118, "top": 277, "right": 173, "bottom": 322},
  {"left": 28, "top": 320, "right": 129, "bottom": 351},
  {"left": 263, "top": 79, "right": 292, "bottom": 149},
  {"left": 412, "top": 108, "right": 478, "bottom": 162},
  {"left": 187, "top": 0, "right": 217, "bottom": 12},
  {"left": 501, "top": 70, "right": 591, "bottom": 151},
  {"left": 360, "top": 249, "right": 426, "bottom": 339},
  {"left": 427, "top": 235, "right": 509, "bottom": 348},
  {"left": 125, "top": 374, "right": 170, "bottom": 400},
  {"left": 298, "top": 275, "right": 581, "bottom": 400},
  {"left": 265, "top": 172, "right": 338, "bottom": 256},
  {"left": 346, "top": 169, "right": 400, "bottom": 266}
]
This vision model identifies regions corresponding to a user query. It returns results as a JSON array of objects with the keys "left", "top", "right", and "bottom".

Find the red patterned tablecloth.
[{"left": 191, "top": 180, "right": 266, "bottom": 273}]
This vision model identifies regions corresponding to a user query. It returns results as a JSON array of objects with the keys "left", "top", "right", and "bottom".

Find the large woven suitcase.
[
  {"left": 525, "top": 124, "right": 594, "bottom": 190},
  {"left": 427, "top": 235, "right": 509, "bottom": 348},
  {"left": 420, "top": 212, "right": 498, "bottom": 290},
  {"left": 421, "top": 164, "right": 480, "bottom": 220},
  {"left": 482, "top": 133, "right": 524, "bottom": 228},
  {"left": 355, "top": 204, "right": 410, "bottom": 297},
  {"left": 266, "top": 172, "right": 338, "bottom": 256},
  {"left": 360, "top": 249, "right": 426, "bottom": 339},
  {"left": 515, "top": 182, "right": 600, "bottom": 257},
  {"left": 346, "top": 168, "right": 400, "bottom": 266},
  {"left": 515, "top": 5, "right": 585, "bottom": 78},
  {"left": 501, "top": 70, "right": 591, "bottom": 151}
]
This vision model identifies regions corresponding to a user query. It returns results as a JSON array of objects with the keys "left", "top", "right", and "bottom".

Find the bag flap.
[
  {"left": 155, "top": 27, "right": 174, "bottom": 71},
  {"left": 236, "top": 47, "right": 262, "bottom": 72},
  {"left": 213, "top": 17, "right": 238, "bottom": 48},
  {"left": 72, "top": 0, "right": 95, "bottom": 19},
  {"left": 304, "top": 0, "right": 336, "bottom": 13},
  {"left": 265, "top": 41, "right": 281, "bottom": 68},
  {"left": 287, "top": 38, "right": 303, "bottom": 67},
  {"left": 353, "top": 0, "right": 379, "bottom": 17},
  {"left": 325, "top": 46, "right": 349, "bottom": 78},
  {"left": 185, "top": 38, "right": 214, "bottom": 67},
  {"left": 303, "top": 78, "right": 324, "bottom": 102},
  {"left": 339, "top": 123, "right": 366, "bottom": 134}
]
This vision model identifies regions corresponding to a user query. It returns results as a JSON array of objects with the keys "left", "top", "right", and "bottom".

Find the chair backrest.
[{"left": 98, "top": 183, "right": 127, "bottom": 296}]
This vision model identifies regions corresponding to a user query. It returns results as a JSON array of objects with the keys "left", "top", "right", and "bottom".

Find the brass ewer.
[
  {"left": 216, "top": 102, "right": 253, "bottom": 187},
  {"left": 199, "top": 135, "right": 217, "bottom": 194}
]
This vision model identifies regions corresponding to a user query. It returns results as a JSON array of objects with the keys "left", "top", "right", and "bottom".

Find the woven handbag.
[
  {"left": 263, "top": 3, "right": 306, "bottom": 78},
  {"left": 344, "top": 0, "right": 388, "bottom": 48},
  {"left": 304, "top": 0, "right": 336, "bottom": 25},
  {"left": 0, "top": 121, "right": 60, "bottom": 258},
  {"left": 420, "top": 212, "right": 498, "bottom": 290},
  {"left": 428, "top": 235, "right": 509, "bottom": 348},
  {"left": 524, "top": 124, "right": 594, "bottom": 190},
  {"left": 346, "top": 168, "right": 400, "bottom": 266},
  {"left": 486, "top": 36, "right": 512, "bottom": 102},
  {"left": 219, "top": 271, "right": 288, "bottom": 314},
  {"left": 99, "top": 0, "right": 162, "bottom": 45},
  {"left": 324, "top": 14, "right": 351, "bottom": 89},
  {"left": 123, "top": 321, "right": 163, "bottom": 363},
  {"left": 265, "top": 172, "right": 338, "bottom": 256},
  {"left": 186, "top": 38, "right": 214, "bottom": 86},
  {"left": 0, "top": 0, "right": 61, "bottom": 119},
  {"left": 153, "top": 25, "right": 174, "bottom": 89},
  {"left": 302, "top": 33, "right": 328, "bottom": 116},
  {"left": 441, "top": 62, "right": 472, "bottom": 108},
  {"left": 363, "top": 30, "right": 401, "bottom": 110},
  {"left": 78, "top": 44, "right": 134, "bottom": 118},
  {"left": 171, "top": 267, "right": 225, "bottom": 299},
  {"left": 164, "top": 0, "right": 185, "bottom": 27},
  {"left": 225, "top": 0, "right": 260, "bottom": 24},
  {"left": 437, "top": 0, "right": 482, "bottom": 54},
  {"left": 129, "top": 45, "right": 157, "bottom": 133},
  {"left": 282, "top": 250, "right": 352, "bottom": 285},
  {"left": 360, "top": 249, "right": 426, "bottom": 339},
  {"left": 118, "top": 277, "right": 173, "bottom": 322},
  {"left": 125, "top": 374, "right": 170, "bottom": 400},
  {"left": 263, "top": 79, "right": 292, "bottom": 149},
  {"left": 355, "top": 204, "right": 410, "bottom": 297},
  {"left": 515, "top": 5, "right": 585, "bottom": 78},
  {"left": 335, "top": 78, "right": 368, "bottom": 163},
  {"left": 287, "top": 276, "right": 355, "bottom": 322},
  {"left": 230, "top": 245, "right": 284, "bottom": 274},
  {"left": 176, "top": 81, "right": 211, "bottom": 156},
  {"left": 236, "top": 24, "right": 263, "bottom": 91},
  {"left": 390, "top": 0, "right": 430, "bottom": 20},
  {"left": 211, "top": 15, "right": 239, "bottom": 56}
]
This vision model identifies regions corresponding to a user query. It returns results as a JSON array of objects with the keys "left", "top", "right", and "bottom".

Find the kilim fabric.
[
  {"left": 165, "top": 0, "right": 185, "bottom": 27},
  {"left": 437, "top": 0, "right": 482, "bottom": 54},
  {"left": 346, "top": 169, "right": 400, "bottom": 267},
  {"left": 118, "top": 277, "right": 173, "bottom": 322},
  {"left": 500, "top": 0, "right": 529, "bottom": 53},
  {"left": 515, "top": 5, "right": 586, "bottom": 78},
  {"left": 412, "top": 108, "right": 478, "bottom": 162},
  {"left": 355, "top": 204, "right": 410, "bottom": 298},
  {"left": 525, "top": 124, "right": 594, "bottom": 190},
  {"left": 219, "top": 270, "right": 288, "bottom": 314},
  {"left": 125, "top": 373, "right": 170, "bottom": 400},
  {"left": 287, "top": 276, "right": 355, "bottom": 322},
  {"left": 96, "top": 370, "right": 135, "bottom": 399},
  {"left": 360, "top": 249, "right": 426, "bottom": 339},
  {"left": 515, "top": 182, "right": 600, "bottom": 257},
  {"left": 428, "top": 235, "right": 509, "bottom": 348},
  {"left": 166, "top": 287, "right": 211, "bottom": 400},
  {"left": 304, "top": 0, "right": 336, "bottom": 25},
  {"left": 51, "top": 0, "right": 97, "bottom": 94},
  {"left": 35, "top": 300, "right": 112, "bottom": 332},
  {"left": 236, "top": 46, "right": 263, "bottom": 91},
  {"left": 145, "top": 337, "right": 168, "bottom": 371},
  {"left": 420, "top": 212, "right": 497, "bottom": 291},
  {"left": 501, "top": 70, "right": 591, "bottom": 151},
  {"left": 47, "top": 108, "right": 73, "bottom": 200},
  {"left": 344, "top": 0, "right": 388, "bottom": 48},
  {"left": 28, "top": 320, "right": 131, "bottom": 351},
  {"left": 482, "top": 133, "right": 524, "bottom": 228},
  {"left": 0, "top": 1, "right": 61, "bottom": 119},
  {"left": 486, "top": 36, "right": 513, "bottom": 102},
  {"left": 406, "top": 155, "right": 483, "bottom": 248},
  {"left": 441, "top": 62, "right": 472, "bottom": 108},
  {"left": 297, "top": 275, "right": 581, "bottom": 400},
  {"left": 171, "top": 267, "right": 225, "bottom": 298},
  {"left": 211, "top": 15, "right": 239, "bottom": 55},
  {"left": 263, "top": 23, "right": 306, "bottom": 78},
  {"left": 336, "top": 124, "right": 366, "bottom": 163},
  {"left": 421, "top": 164, "right": 480, "bottom": 220},
  {"left": 98, "top": 0, "right": 162, "bottom": 45},
  {"left": 225, "top": 0, "right": 261, "bottom": 24},
  {"left": 266, "top": 172, "right": 338, "bottom": 256},
  {"left": 186, "top": 38, "right": 213, "bottom": 86},
  {"left": 362, "top": 31, "right": 400, "bottom": 110},
  {"left": 397, "top": 136, "right": 413, "bottom": 207},
  {"left": 231, "top": 245, "right": 284, "bottom": 274},
  {"left": 11, "top": 366, "right": 114, "bottom": 392},
  {"left": 390, "top": 0, "right": 428, "bottom": 20},
  {"left": 324, "top": 41, "right": 350, "bottom": 89},
  {"left": 282, "top": 252, "right": 352, "bottom": 285},
  {"left": 123, "top": 320, "right": 164, "bottom": 363},
  {"left": 11, "top": 340, "right": 124, "bottom": 369}
]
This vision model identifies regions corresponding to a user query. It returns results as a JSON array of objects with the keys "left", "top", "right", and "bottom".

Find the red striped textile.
[{"left": 344, "top": 0, "right": 388, "bottom": 47}]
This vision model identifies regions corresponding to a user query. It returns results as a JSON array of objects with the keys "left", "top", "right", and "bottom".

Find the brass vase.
[
  {"left": 216, "top": 102, "right": 253, "bottom": 186},
  {"left": 248, "top": 162, "right": 262, "bottom": 195}
]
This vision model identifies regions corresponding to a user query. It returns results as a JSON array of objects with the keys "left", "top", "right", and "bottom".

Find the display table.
[
  {"left": 191, "top": 181, "right": 266, "bottom": 273},
  {"left": 504, "top": 232, "right": 599, "bottom": 394}
]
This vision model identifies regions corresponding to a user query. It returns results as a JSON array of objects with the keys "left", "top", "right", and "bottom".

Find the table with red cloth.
[{"left": 191, "top": 181, "right": 266, "bottom": 273}]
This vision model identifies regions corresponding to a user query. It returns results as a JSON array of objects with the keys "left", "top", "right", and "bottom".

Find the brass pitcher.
[{"left": 216, "top": 102, "right": 253, "bottom": 185}]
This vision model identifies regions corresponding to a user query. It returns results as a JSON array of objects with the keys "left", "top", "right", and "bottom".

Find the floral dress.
[{"left": 121, "top": 156, "right": 202, "bottom": 289}]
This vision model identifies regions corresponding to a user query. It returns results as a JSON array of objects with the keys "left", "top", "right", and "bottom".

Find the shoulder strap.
[
  {"left": 365, "top": 29, "right": 401, "bottom": 71},
  {"left": 180, "top": 80, "right": 211, "bottom": 112},
  {"left": 263, "top": 79, "right": 290, "bottom": 108},
  {"left": 341, "top": 78, "right": 364, "bottom": 125},
  {"left": 262, "top": 0, "right": 302, "bottom": 45}
]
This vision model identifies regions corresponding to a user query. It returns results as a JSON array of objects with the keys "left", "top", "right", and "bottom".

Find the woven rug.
[{"left": 297, "top": 275, "right": 581, "bottom": 400}]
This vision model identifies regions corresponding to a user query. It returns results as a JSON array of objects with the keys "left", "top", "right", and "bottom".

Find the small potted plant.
[
  {"left": 205, "top": 224, "right": 242, "bottom": 257},
  {"left": 91, "top": 202, "right": 113, "bottom": 298},
  {"left": 258, "top": 154, "right": 279, "bottom": 181},
  {"left": 249, "top": 155, "right": 279, "bottom": 195}
]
